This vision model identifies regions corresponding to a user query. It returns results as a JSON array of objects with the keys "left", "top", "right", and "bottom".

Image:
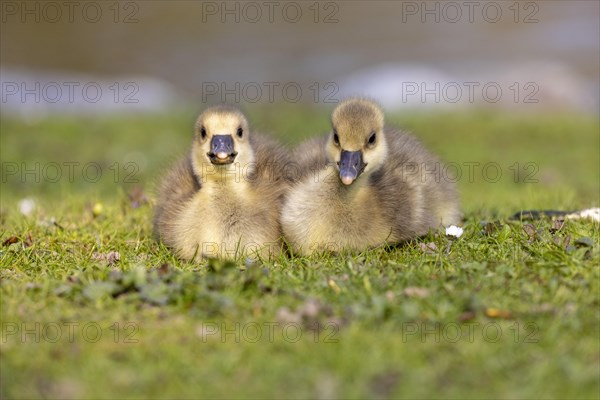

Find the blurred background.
[{"left": 1, "top": 0, "right": 599, "bottom": 214}]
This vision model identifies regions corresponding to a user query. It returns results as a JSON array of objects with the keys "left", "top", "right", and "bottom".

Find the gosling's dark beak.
[
  {"left": 339, "top": 150, "right": 365, "bottom": 185},
  {"left": 208, "top": 135, "right": 237, "bottom": 165}
]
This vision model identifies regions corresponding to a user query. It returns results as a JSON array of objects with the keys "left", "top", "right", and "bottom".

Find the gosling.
[
  {"left": 281, "top": 98, "right": 461, "bottom": 255},
  {"left": 154, "top": 105, "right": 292, "bottom": 261}
]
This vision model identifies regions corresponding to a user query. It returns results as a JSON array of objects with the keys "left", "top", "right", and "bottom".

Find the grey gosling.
[
  {"left": 281, "top": 98, "right": 461, "bottom": 255},
  {"left": 154, "top": 105, "right": 292, "bottom": 261}
]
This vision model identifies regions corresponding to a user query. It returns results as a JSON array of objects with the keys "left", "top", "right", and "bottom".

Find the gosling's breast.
[{"left": 283, "top": 171, "right": 392, "bottom": 252}]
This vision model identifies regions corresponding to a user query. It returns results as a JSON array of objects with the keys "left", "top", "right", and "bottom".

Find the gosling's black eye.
[
  {"left": 237, "top": 127, "right": 244, "bottom": 138},
  {"left": 333, "top": 130, "right": 339, "bottom": 145},
  {"left": 368, "top": 132, "right": 376, "bottom": 145},
  {"left": 200, "top": 127, "right": 207, "bottom": 139}
]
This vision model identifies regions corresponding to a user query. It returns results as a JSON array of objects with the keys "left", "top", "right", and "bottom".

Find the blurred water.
[
  {"left": 0, "top": 68, "right": 182, "bottom": 119},
  {"left": 1, "top": 1, "right": 598, "bottom": 115}
]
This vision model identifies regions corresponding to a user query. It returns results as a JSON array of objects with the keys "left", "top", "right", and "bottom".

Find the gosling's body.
[
  {"left": 281, "top": 99, "right": 460, "bottom": 255},
  {"left": 154, "top": 106, "right": 291, "bottom": 261}
]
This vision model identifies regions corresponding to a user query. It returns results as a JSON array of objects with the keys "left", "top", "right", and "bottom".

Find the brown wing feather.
[
  {"left": 290, "top": 135, "right": 329, "bottom": 181},
  {"left": 250, "top": 133, "right": 294, "bottom": 198},
  {"left": 153, "top": 155, "right": 200, "bottom": 243},
  {"left": 372, "top": 128, "right": 461, "bottom": 238}
]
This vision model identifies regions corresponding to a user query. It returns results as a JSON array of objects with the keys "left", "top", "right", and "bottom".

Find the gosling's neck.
[
  {"left": 336, "top": 173, "right": 370, "bottom": 197},
  {"left": 194, "top": 161, "right": 257, "bottom": 188}
]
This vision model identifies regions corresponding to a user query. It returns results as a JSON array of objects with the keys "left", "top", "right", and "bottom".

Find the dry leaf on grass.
[
  {"left": 2, "top": 234, "right": 33, "bottom": 248},
  {"left": 418, "top": 242, "right": 437, "bottom": 254},
  {"left": 91, "top": 251, "right": 121, "bottom": 265},
  {"left": 522, "top": 224, "right": 537, "bottom": 242},
  {"left": 550, "top": 219, "right": 566, "bottom": 233},
  {"left": 2, "top": 236, "right": 19, "bottom": 247},
  {"left": 24, "top": 233, "right": 33, "bottom": 248}
]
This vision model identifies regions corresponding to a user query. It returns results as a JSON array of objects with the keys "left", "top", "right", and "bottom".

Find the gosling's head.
[
  {"left": 327, "top": 98, "right": 388, "bottom": 185},
  {"left": 191, "top": 105, "right": 255, "bottom": 178}
]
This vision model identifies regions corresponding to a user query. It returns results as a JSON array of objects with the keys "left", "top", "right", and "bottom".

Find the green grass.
[{"left": 1, "top": 108, "right": 599, "bottom": 399}]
